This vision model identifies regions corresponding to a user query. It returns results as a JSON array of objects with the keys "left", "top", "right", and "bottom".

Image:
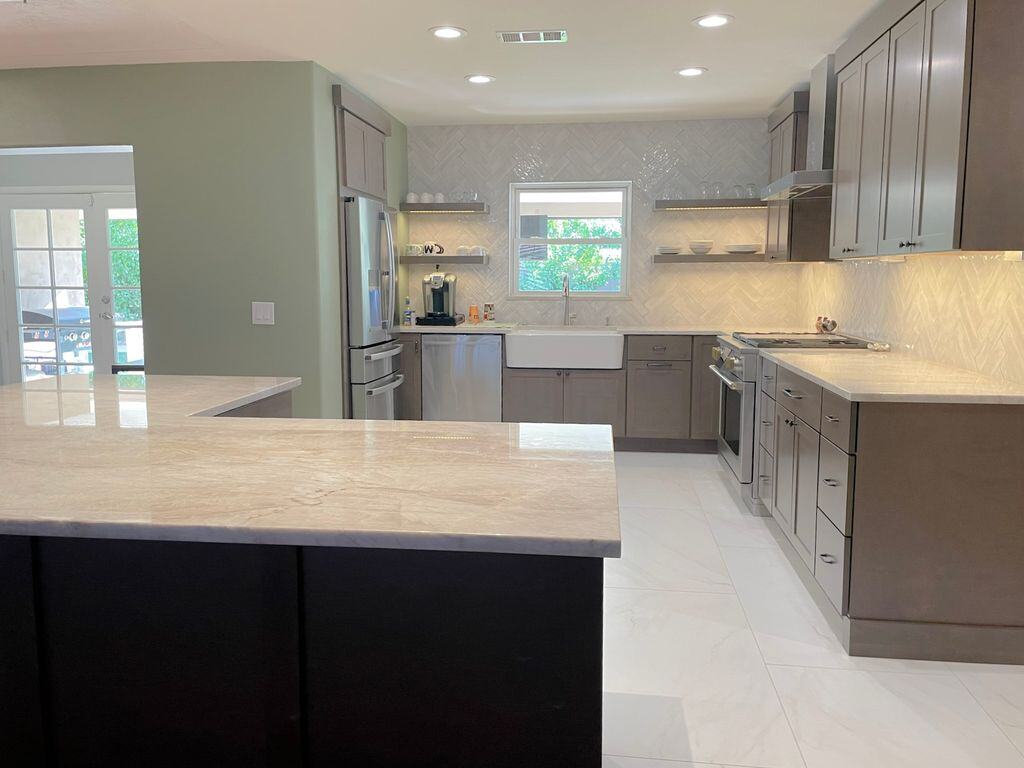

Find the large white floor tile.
[
  {"left": 720, "top": 546, "right": 947, "bottom": 673},
  {"left": 603, "top": 588, "right": 805, "bottom": 767},
  {"left": 615, "top": 456, "right": 700, "bottom": 508},
  {"left": 605, "top": 507, "right": 733, "bottom": 594},
  {"left": 704, "top": 512, "right": 778, "bottom": 548},
  {"left": 955, "top": 671, "right": 1024, "bottom": 754},
  {"left": 769, "top": 666, "right": 1024, "bottom": 768}
]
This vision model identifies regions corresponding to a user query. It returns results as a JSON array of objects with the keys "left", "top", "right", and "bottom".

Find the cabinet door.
[
  {"left": 878, "top": 2, "right": 927, "bottom": 254},
  {"left": 772, "top": 407, "right": 797, "bottom": 530},
  {"left": 363, "top": 127, "right": 387, "bottom": 200},
  {"left": 830, "top": 58, "right": 865, "bottom": 257},
  {"left": 855, "top": 35, "right": 892, "bottom": 257},
  {"left": 394, "top": 334, "right": 421, "bottom": 420},
  {"left": 769, "top": 124, "right": 784, "bottom": 182},
  {"left": 563, "top": 369, "right": 626, "bottom": 437},
  {"left": 342, "top": 111, "right": 369, "bottom": 194},
  {"left": 793, "top": 417, "right": 821, "bottom": 566},
  {"left": 778, "top": 114, "right": 797, "bottom": 176},
  {"left": 689, "top": 337, "right": 720, "bottom": 439},
  {"left": 625, "top": 361, "right": 691, "bottom": 439},
  {"left": 502, "top": 368, "right": 564, "bottom": 424},
  {"left": 910, "top": 0, "right": 969, "bottom": 252}
]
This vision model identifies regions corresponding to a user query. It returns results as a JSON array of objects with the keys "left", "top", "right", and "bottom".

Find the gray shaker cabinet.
[
  {"left": 878, "top": 2, "right": 928, "bottom": 254},
  {"left": 562, "top": 369, "right": 626, "bottom": 437},
  {"left": 625, "top": 361, "right": 692, "bottom": 439},
  {"left": 771, "top": 405, "right": 818, "bottom": 569},
  {"left": 341, "top": 111, "right": 387, "bottom": 200},
  {"left": 394, "top": 333, "right": 422, "bottom": 421},
  {"left": 831, "top": 34, "right": 890, "bottom": 259},
  {"left": 689, "top": 336, "right": 720, "bottom": 440},
  {"left": 502, "top": 368, "right": 564, "bottom": 425}
]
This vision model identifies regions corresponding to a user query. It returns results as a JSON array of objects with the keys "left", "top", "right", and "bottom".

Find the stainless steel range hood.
[{"left": 762, "top": 56, "right": 836, "bottom": 202}]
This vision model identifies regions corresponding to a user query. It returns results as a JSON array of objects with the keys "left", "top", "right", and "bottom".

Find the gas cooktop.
[{"left": 732, "top": 332, "right": 869, "bottom": 349}]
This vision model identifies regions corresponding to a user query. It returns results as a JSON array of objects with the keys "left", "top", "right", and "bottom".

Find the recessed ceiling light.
[
  {"left": 678, "top": 67, "right": 708, "bottom": 77},
  {"left": 465, "top": 74, "right": 495, "bottom": 84},
  {"left": 693, "top": 13, "right": 733, "bottom": 28},
  {"left": 430, "top": 26, "right": 467, "bottom": 39}
]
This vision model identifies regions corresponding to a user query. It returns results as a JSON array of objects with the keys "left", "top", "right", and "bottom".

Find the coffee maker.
[{"left": 416, "top": 266, "right": 459, "bottom": 326}]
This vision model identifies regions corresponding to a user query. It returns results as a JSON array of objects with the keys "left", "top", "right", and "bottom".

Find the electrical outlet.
[{"left": 251, "top": 301, "right": 275, "bottom": 325}]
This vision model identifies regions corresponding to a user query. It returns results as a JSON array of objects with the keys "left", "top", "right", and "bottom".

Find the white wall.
[
  {"left": 0, "top": 149, "right": 136, "bottom": 190},
  {"left": 407, "top": 120, "right": 805, "bottom": 329}
]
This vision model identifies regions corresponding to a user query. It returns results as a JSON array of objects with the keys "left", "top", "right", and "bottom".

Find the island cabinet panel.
[
  {"left": 302, "top": 546, "right": 604, "bottom": 767},
  {"left": 34, "top": 538, "right": 302, "bottom": 767},
  {"left": 0, "top": 536, "right": 43, "bottom": 764}
]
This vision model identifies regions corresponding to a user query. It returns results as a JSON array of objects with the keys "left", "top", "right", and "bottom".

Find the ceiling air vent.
[{"left": 496, "top": 30, "right": 568, "bottom": 44}]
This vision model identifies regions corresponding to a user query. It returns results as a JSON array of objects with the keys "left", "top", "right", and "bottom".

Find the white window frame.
[
  {"left": 508, "top": 181, "right": 631, "bottom": 299},
  {"left": 0, "top": 190, "right": 138, "bottom": 384}
]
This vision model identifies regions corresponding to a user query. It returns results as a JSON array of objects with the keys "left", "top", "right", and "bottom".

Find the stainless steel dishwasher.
[{"left": 421, "top": 334, "right": 502, "bottom": 422}]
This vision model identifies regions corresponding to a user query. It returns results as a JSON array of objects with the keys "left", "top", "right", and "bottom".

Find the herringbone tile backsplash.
[
  {"left": 406, "top": 121, "right": 1024, "bottom": 384},
  {"left": 407, "top": 120, "right": 805, "bottom": 329}
]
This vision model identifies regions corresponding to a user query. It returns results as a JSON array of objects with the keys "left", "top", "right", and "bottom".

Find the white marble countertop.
[
  {"left": 0, "top": 374, "right": 621, "bottom": 557},
  {"left": 760, "top": 350, "right": 1024, "bottom": 404},
  {"left": 403, "top": 324, "right": 808, "bottom": 336}
]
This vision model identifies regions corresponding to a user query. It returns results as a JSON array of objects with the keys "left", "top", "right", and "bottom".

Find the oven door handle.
[{"left": 708, "top": 364, "right": 743, "bottom": 392}]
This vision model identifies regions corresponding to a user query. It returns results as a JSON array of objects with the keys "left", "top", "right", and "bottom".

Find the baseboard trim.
[
  {"left": 848, "top": 618, "right": 1024, "bottom": 665},
  {"left": 614, "top": 438, "right": 716, "bottom": 453}
]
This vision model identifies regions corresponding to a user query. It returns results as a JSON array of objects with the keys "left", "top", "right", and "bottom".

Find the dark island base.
[{"left": 0, "top": 536, "right": 604, "bottom": 767}]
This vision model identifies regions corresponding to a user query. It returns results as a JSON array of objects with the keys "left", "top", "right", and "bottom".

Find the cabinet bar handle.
[
  {"left": 824, "top": 414, "right": 840, "bottom": 423},
  {"left": 819, "top": 553, "right": 837, "bottom": 565},
  {"left": 822, "top": 478, "right": 840, "bottom": 487},
  {"left": 652, "top": 345, "right": 667, "bottom": 352},
  {"left": 761, "top": 420, "right": 773, "bottom": 426},
  {"left": 646, "top": 362, "right": 673, "bottom": 368},
  {"left": 782, "top": 388, "right": 803, "bottom": 400}
]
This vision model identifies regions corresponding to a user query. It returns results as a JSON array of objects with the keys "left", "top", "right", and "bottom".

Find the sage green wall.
[{"left": 0, "top": 61, "right": 407, "bottom": 417}]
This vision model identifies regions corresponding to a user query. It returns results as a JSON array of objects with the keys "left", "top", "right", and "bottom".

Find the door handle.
[
  {"left": 818, "top": 553, "right": 837, "bottom": 565},
  {"left": 366, "top": 373, "right": 405, "bottom": 398},
  {"left": 707, "top": 364, "right": 742, "bottom": 392},
  {"left": 822, "top": 478, "right": 840, "bottom": 487},
  {"left": 364, "top": 345, "right": 402, "bottom": 362}
]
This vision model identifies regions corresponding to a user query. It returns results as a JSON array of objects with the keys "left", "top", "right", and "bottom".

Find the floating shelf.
[
  {"left": 654, "top": 198, "right": 766, "bottom": 211},
  {"left": 651, "top": 252, "right": 765, "bottom": 264},
  {"left": 399, "top": 202, "right": 489, "bottom": 214},
  {"left": 401, "top": 253, "right": 489, "bottom": 265}
]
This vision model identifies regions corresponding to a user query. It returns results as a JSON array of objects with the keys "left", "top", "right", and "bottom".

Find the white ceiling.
[{"left": 0, "top": 0, "right": 880, "bottom": 125}]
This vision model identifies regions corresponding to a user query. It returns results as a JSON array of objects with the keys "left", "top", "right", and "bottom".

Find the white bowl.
[
  {"left": 689, "top": 240, "right": 714, "bottom": 254},
  {"left": 724, "top": 243, "right": 759, "bottom": 253}
]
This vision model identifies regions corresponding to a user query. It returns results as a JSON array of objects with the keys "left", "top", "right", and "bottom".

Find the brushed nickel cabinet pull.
[
  {"left": 819, "top": 553, "right": 837, "bottom": 565},
  {"left": 782, "top": 388, "right": 803, "bottom": 400},
  {"left": 652, "top": 345, "right": 667, "bottom": 352},
  {"left": 824, "top": 414, "right": 840, "bottom": 423},
  {"left": 823, "top": 478, "right": 840, "bottom": 487}
]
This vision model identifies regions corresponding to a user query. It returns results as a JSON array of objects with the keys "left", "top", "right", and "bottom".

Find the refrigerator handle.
[
  {"left": 366, "top": 373, "right": 404, "bottom": 398},
  {"left": 382, "top": 209, "right": 397, "bottom": 330}
]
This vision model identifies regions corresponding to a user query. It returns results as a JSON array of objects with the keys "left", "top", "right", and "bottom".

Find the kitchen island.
[{"left": 0, "top": 374, "right": 620, "bottom": 767}]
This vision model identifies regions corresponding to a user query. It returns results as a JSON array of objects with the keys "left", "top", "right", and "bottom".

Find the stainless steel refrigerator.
[{"left": 343, "top": 195, "right": 403, "bottom": 419}]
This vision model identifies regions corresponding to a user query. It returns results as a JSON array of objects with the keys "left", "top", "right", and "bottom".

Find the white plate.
[{"left": 724, "top": 243, "right": 759, "bottom": 253}]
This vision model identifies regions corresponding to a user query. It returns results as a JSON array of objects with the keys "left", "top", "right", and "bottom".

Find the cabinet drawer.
[
  {"left": 760, "top": 358, "right": 777, "bottom": 399},
  {"left": 820, "top": 388, "right": 857, "bottom": 452},
  {"left": 757, "top": 446, "right": 774, "bottom": 509},
  {"left": 814, "top": 509, "right": 851, "bottom": 614},
  {"left": 627, "top": 335, "right": 692, "bottom": 361},
  {"left": 776, "top": 366, "right": 822, "bottom": 429},
  {"left": 817, "top": 437, "right": 855, "bottom": 535},
  {"left": 759, "top": 392, "right": 776, "bottom": 455}
]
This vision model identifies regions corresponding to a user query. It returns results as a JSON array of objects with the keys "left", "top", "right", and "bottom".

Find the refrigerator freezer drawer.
[
  {"left": 351, "top": 372, "right": 405, "bottom": 420},
  {"left": 422, "top": 335, "right": 502, "bottom": 422},
  {"left": 350, "top": 341, "right": 401, "bottom": 384}
]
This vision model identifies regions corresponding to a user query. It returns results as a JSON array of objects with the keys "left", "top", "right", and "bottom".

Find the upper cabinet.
[
  {"left": 333, "top": 84, "right": 391, "bottom": 201},
  {"left": 766, "top": 93, "right": 831, "bottom": 262},
  {"left": 832, "top": 0, "right": 1024, "bottom": 257}
]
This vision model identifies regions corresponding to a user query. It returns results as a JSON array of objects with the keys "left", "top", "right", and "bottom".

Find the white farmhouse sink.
[{"left": 505, "top": 328, "right": 624, "bottom": 369}]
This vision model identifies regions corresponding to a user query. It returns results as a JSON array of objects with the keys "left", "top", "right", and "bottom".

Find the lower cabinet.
[
  {"left": 562, "top": 369, "right": 626, "bottom": 437},
  {"left": 395, "top": 333, "right": 422, "bottom": 421},
  {"left": 625, "top": 360, "right": 692, "bottom": 439},
  {"left": 689, "top": 336, "right": 720, "bottom": 439},
  {"left": 772, "top": 404, "right": 819, "bottom": 568},
  {"left": 502, "top": 367, "right": 625, "bottom": 436}
]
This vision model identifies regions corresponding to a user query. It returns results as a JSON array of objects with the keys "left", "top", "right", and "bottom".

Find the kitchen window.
[{"left": 509, "top": 181, "right": 631, "bottom": 297}]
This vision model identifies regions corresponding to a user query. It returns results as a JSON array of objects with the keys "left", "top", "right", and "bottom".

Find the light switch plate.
[{"left": 251, "top": 301, "right": 275, "bottom": 325}]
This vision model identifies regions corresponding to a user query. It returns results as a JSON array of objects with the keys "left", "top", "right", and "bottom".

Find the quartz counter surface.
[
  {"left": 761, "top": 350, "right": 1024, "bottom": 404},
  {"left": 1, "top": 374, "right": 620, "bottom": 557}
]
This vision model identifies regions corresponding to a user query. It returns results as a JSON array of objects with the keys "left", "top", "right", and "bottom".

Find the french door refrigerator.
[{"left": 344, "top": 195, "right": 403, "bottom": 419}]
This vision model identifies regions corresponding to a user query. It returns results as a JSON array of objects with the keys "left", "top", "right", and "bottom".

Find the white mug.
[
  {"left": 456, "top": 245, "right": 470, "bottom": 256},
  {"left": 469, "top": 245, "right": 485, "bottom": 256},
  {"left": 434, "top": 193, "right": 446, "bottom": 204},
  {"left": 406, "top": 244, "right": 424, "bottom": 257},
  {"left": 420, "top": 193, "right": 435, "bottom": 204},
  {"left": 405, "top": 192, "right": 419, "bottom": 204}
]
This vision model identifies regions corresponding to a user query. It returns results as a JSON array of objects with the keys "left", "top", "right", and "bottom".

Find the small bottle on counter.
[{"left": 402, "top": 296, "right": 414, "bottom": 326}]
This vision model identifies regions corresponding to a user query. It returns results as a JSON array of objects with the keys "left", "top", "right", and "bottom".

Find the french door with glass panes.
[{"left": 0, "top": 193, "right": 143, "bottom": 383}]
